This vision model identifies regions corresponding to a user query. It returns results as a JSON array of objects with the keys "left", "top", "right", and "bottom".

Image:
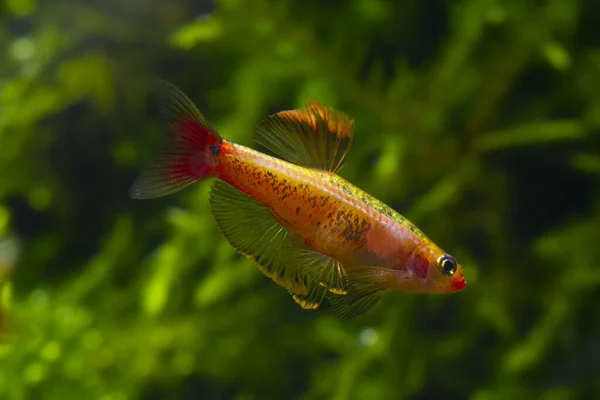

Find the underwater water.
[{"left": 0, "top": 0, "right": 599, "bottom": 399}]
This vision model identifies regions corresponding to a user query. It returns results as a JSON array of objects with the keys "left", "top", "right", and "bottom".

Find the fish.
[{"left": 129, "top": 81, "right": 467, "bottom": 319}]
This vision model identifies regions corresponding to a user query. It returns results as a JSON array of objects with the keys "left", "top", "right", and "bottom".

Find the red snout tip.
[{"left": 451, "top": 277, "right": 467, "bottom": 291}]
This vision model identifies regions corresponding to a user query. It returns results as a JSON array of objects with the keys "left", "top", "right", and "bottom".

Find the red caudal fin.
[{"left": 129, "top": 81, "right": 222, "bottom": 199}]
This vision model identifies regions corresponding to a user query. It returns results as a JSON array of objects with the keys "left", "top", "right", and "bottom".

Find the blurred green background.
[{"left": 1, "top": 0, "right": 600, "bottom": 398}]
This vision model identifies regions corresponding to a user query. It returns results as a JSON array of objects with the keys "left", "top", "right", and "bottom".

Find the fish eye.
[{"left": 437, "top": 255, "right": 457, "bottom": 277}]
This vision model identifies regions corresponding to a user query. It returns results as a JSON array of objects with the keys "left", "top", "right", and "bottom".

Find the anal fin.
[
  {"left": 210, "top": 180, "right": 350, "bottom": 307},
  {"left": 210, "top": 180, "right": 308, "bottom": 294}
]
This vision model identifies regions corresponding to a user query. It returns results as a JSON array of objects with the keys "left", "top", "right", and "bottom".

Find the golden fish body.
[{"left": 130, "top": 82, "right": 466, "bottom": 318}]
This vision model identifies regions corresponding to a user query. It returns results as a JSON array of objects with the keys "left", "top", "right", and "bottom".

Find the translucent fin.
[
  {"left": 210, "top": 179, "right": 308, "bottom": 294},
  {"left": 287, "top": 255, "right": 342, "bottom": 310},
  {"left": 285, "top": 235, "right": 349, "bottom": 309},
  {"left": 129, "top": 81, "right": 222, "bottom": 199},
  {"left": 155, "top": 80, "right": 212, "bottom": 129},
  {"left": 292, "top": 246, "right": 347, "bottom": 295},
  {"left": 292, "top": 284, "right": 328, "bottom": 310},
  {"left": 209, "top": 179, "right": 350, "bottom": 309},
  {"left": 327, "top": 266, "right": 405, "bottom": 319},
  {"left": 255, "top": 101, "right": 354, "bottom": 172}
]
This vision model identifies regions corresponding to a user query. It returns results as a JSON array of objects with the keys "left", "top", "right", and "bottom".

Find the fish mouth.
[{"left": 451, "top": 277, "right": 467, "bottom": 291}]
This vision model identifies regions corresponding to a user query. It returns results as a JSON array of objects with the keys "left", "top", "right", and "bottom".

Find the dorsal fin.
[{"left": 255, "top": 101, "right": 354, "bottom": 172}]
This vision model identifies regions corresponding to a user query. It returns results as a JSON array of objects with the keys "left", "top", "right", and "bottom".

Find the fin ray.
[
  {"left": 288, "top": 247, "right": 348, "bottom": 310},
  {"left": 209, "top": 180, "right": 308, "bottom": 294},
  {"left": 129, "top": 81, "right": 221, "bottom": 199},
  {"left": 327, "top": 266, "right": 404, "bottom": 319},
  {"left": 292, "top": 246, "right": 348, "bottom": 295},
  {"left": 255, "top": 101, "right": 354, "bottom": 172},
  {"left": 210, "top": 179, "right": 350, "bottom": 309},
  {"left": 292, "top": 284, "right": 328, "bottom": 310}
]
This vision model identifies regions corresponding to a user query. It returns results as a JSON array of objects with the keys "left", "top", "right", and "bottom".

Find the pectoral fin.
[{"left": 327, "top": 266, "right": 406, "bottom": 319}]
